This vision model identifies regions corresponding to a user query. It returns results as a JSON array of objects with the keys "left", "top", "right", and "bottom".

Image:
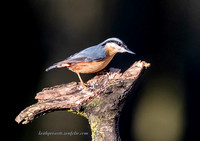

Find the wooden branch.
[{"left": 15, "top": 60, "right": 150, "bottom": 141}]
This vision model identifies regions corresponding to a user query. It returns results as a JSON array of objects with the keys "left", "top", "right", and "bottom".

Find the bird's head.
[{"left": 100, "top": 37, "right": 135, "bottom": 55}]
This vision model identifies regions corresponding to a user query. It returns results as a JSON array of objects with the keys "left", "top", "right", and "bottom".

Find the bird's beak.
[{"left": 125, "top": 48, "right": 135, "bottom": 54}]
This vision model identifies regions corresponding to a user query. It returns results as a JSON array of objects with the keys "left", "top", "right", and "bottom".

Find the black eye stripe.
[
  {"left": 117, "top": 41, "right": 123, "bottom": 47},
  {"left": 113, "top": 41, "right": 123, "bottom": 46},
  {"left": 101, "top": 40, "right": 124, "bottom": 47}
]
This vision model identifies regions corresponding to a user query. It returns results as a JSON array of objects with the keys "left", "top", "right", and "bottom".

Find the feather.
[
  {"left": 65, "top": 45, "right": 107, "bottom": 63},
  {"left": 46, "top": 61, "right": 70, "bottom": 71}
]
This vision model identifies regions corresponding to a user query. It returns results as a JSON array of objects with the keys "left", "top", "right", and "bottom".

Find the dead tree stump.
[{"left": 15, "top": 60, "right": 150, "bottom": 141}]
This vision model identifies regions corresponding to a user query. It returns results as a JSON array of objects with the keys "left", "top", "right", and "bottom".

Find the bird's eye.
[{"left": 118, "top": 42, "right": 122, "bottom": 47}]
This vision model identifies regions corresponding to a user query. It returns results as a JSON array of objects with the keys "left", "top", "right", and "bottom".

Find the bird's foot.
[
  {"left": 80, "top": 82, "right": 89, "bottom": 89},
  {"left": 96, "top": 69, "right": 108, "bottom": 75}
]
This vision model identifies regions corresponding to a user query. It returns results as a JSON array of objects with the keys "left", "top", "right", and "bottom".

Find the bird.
[{"left": 46, "top": 37, "right": 135, "bottom": 87}]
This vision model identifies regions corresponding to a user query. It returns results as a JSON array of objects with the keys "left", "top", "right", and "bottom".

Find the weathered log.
[{"left": 15, "top": 60, "right": 150, "bottom": 141}]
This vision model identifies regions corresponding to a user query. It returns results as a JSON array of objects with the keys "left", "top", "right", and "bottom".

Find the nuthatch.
[{"left": 46, "top": 37, "right": 135, "bottom": 87}]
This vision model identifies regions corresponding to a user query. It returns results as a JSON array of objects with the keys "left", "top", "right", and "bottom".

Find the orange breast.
[
  {"left": 69, "top": 54, "right": 116, "bottom": 73},
  {"left": 68, "top": 44, "right": 119, "bottom": 74}
]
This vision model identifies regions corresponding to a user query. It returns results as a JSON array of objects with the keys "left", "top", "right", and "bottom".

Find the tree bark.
[{"left": 15, "top": 60, "right": 150, "bottom": 141}]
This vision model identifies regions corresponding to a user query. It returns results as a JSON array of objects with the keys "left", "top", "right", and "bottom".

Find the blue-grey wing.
[{"left": 65, "top": 45, "right": 106, "bottom": 63}]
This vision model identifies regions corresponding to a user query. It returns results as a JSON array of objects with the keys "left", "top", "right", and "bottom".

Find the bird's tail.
[
  {"left": 45, "top": 65, "right": 57, "bottom": 71},
  {"left": 45, "top": 61, "right": 71, "bottom": 71}
]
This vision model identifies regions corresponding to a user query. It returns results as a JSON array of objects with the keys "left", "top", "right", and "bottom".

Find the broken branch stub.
[{"left": 15, "top": 60, "right": 150, "bottom": 140}]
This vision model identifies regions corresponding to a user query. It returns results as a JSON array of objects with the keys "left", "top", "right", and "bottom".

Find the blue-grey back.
[{"left": 66, "top": 45, "right": 106, "bottom": 63}]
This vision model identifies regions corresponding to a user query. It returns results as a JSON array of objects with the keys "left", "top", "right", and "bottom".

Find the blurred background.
[{"left": 5, "top": 0, "right": 200, "bottom": 141}]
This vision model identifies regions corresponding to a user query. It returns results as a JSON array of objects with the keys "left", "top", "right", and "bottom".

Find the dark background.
[{"left": 5, "top": 0, "right": 200, "bottom": 141}]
